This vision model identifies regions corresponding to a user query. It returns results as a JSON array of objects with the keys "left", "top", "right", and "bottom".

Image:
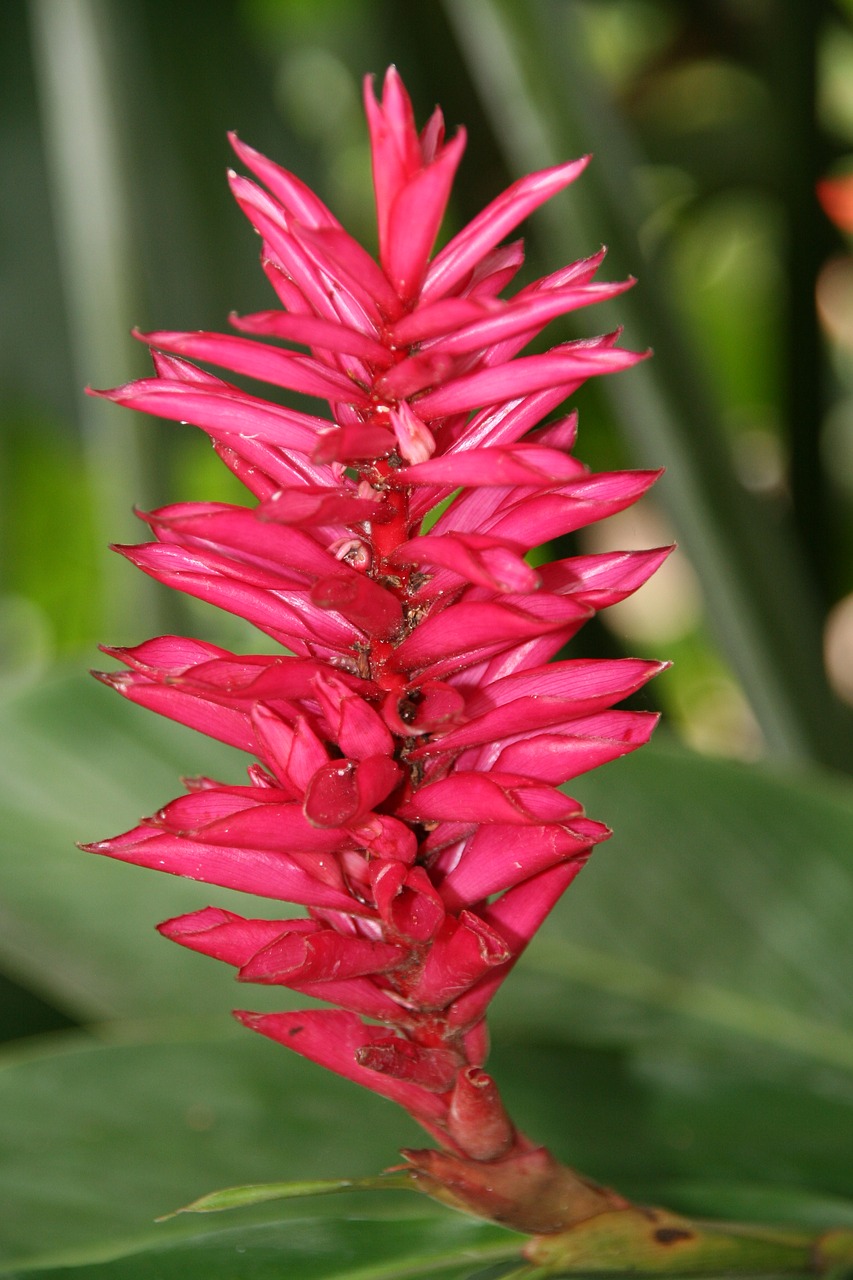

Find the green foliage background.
[{"left": 1, "top": 1, "right": 852, "bottom": 1275}]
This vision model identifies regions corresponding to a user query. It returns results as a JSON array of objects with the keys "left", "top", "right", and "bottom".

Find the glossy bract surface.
[{"left": 88, "top": 67, "right": 665, "bottom": 1160}]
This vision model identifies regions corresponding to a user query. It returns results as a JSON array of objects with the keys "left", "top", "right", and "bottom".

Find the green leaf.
[
  {"left": 487, "top": 1036, "right": 853, "bottom": 1209},
  {"left": 1, "top": 1024, "right": 852, "bottom": 1271},
  {"left": 165, "top": 1172, "right": 414, "bottom": 1217},
  {"left": 0, "top": 1028, "right": 531, "bottom": 1274},
  {"left": 3, "top": 671, "right": 853, "bottom": 1274},
  {"left": 501, "top": 738, "right": 853, "bottom": 1060},
  {"left": 0, "top": 669, "right": 288, "bottom": 1020},
  {"left": 0, "top": 971, "right": 77, "bottom": 1044},
  {"left": 0, "top": 1029, "right": 420, "bottom": 1269},
  {"left": 5, "top": 1212, "right": 524, "bottom": 1280}
]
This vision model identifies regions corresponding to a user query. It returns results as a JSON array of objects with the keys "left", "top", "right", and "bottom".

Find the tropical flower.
[{"left": 86, "top": 66, "right": 666, "bottom": 1166}]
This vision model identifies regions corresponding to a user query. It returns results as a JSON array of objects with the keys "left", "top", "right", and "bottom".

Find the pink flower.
[{"left": 86, "top": 67, "right": 666, "bottom": 1162}]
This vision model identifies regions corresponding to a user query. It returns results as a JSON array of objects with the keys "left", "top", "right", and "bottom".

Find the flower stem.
[
  {"left": 400, "top": 1143, "right": 853, "bottom": 1276},
  {"left": 526, "top": 1208, "right": 815, "bottom": 1276}
]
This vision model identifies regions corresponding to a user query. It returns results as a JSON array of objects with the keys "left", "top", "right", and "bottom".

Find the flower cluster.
[{"left": 87, "top": 67, "right": 666, "bottom": 1163}]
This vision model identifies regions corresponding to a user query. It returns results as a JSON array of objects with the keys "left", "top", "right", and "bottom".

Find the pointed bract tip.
[
  {"left": 82, "top": 66, "right": 666, "bottom": 1143},
  {"left": 228, "top": 132, "right": 267, "bottom": 169},
  {"left": 232, "top": 1010, "right": 265, "bottom": 1031},
  {"left": 89, "top": 669, "right": 127, "bottom": 690},
  {"left": 157, "top": 909, "right": 224, "bottom": 940},
  {"left": 384, "top": 64, "right": 402, "bottom": 90}
]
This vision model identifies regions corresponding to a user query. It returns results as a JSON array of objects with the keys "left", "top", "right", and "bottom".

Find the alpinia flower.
[{"left": 86, "top": 67, "right": 666, "bottom": 1164}]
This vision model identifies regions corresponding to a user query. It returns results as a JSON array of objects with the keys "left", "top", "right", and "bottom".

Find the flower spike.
[{"left": 88, "top": 66, "right": 665, "bottom": 1172}]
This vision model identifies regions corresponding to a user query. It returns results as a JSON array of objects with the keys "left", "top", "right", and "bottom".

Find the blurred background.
[
  {"left": 5, "top": 0, "right": 853, "bottom": 1014},
  {"left": 7, "top": 0, "right": 853, "bottom": 765},
  {"left": 3, "top": 5, "right": 853, "bottom": 1263}
]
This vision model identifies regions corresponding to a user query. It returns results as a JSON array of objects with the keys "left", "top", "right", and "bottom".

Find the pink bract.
[{"left": 86, "top": 66, "right": 666, "bottom": 1163}]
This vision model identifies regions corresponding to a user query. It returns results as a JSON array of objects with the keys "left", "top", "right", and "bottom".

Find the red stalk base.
[{"left": 399, "top": 1141, "right": 853, "bottom": 1275}]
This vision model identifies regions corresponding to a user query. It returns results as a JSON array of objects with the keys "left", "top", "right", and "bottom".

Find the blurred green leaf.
[
  {"left": 0, "top": 406, "right": 99, "bottom": 658},
  {"left": 0, "top": 1031, "right": 427, "bottom": 1268},
  {"left": 0, "top": 670, "right": 852, "bottom": 1274},
  {"left": 0, "top": 972, "right": 76, "bottom": 1044},
  {"left": 512, "top": 738, "right": 853, "bottom": 1059},
  {"left": 0, "top": 668, "right": 263, "bottom": 1021},
  {"left": 3, "top": 1208, "right": 524, "bottom": 1279},
  {"left": 28, "top": 0, "right": 160, "bottom": 637},
  {"left": 490, "top": 1036, "right": 853, "bottom": 1207},
  {"left": 1, "top": 1023, "right": 851, "bottom": 1272},
  {"left": 444, "top": 0, "right": 853, "bottom": 772}
]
